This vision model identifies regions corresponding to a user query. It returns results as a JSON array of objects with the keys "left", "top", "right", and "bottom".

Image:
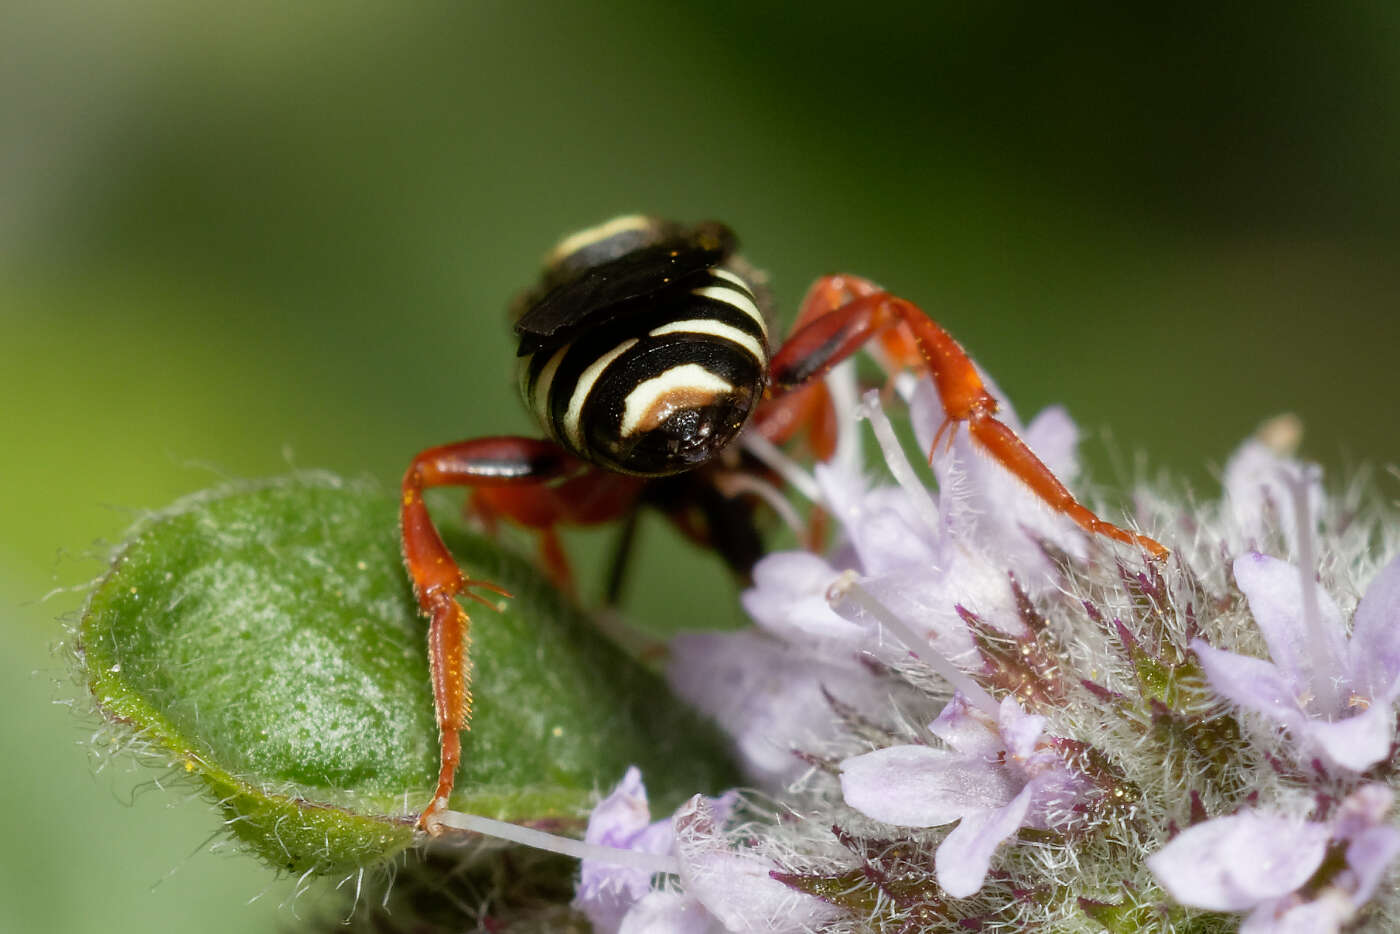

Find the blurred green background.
[{"left": 4, "top": 2, "right": 1399, "bottom": 931}]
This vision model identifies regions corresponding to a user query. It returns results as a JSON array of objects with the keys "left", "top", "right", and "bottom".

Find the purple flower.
[
  {"left": 615, "top": 891, "right": 714, "bottom": 933},
  {"left": 669, "top": 796, "right": 840, "bottom": 932},
  {"left": 573, "top": 766, "right": 681, "bottom": 934},
  {"left": 667, "top": 628, "right": 891, "bottom": 788},
  {"left": 667, "top": 373, "right": 1102, "bottom": 799},
  {"left": 1192, "top": 550, "right": 1400, "bottom": 771},
  {"left": 819, "top": 383, "right": 1092, "bottom": 659},
  {"left": 1148, "top": 784, "right": 1400, "bottom": 932},
  {"left": 908, "top": 378, "right": 1089, "bottom": 569},
  {"left": 740, "top": 550, "right": 869, "bottom": 650},
  {"left": 574, "top": 771, "right": 834, "bottom": 933},
  {"left": 1222, "top": 428, "right": 1323, "bottom": 554},
  {"left": 839, "top": 694, "right": 1085, "bottom": 897}
]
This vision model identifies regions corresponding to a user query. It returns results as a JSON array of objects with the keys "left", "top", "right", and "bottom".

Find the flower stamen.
[
  {"left": 856, "top": 389, "right": 941, "bottom": 536},
  {"left": 1282, "top": 466, "right": 1345, "bottom": 714},
  {"left": 429, "top": 808, "right": 682, "bottom": 875},
  {"left": 829, "top": 573, "right": 999, "bottom": 716},
  {"left": 741, "top": 433, "right": 821, "bottom": 503}
]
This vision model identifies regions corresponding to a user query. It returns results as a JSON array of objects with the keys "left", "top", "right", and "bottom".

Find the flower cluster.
[
  {"left": 572, "top": 766, "right": 839, "bottom": 933},
  {"left": 570, "top": 364, "right": 1400, "bottom": 933}
]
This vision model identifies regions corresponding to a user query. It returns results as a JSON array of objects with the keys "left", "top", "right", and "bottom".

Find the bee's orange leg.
[
  {"left": 766, "top": 279, "right": 1168, "bottom": 561},
  {"left": 402, "top": 437, "right": 634, "bottom": 831}
]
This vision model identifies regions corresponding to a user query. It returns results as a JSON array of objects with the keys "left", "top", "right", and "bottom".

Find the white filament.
[
  {"left": 741, "top": 433, "right": 821, "bottom": 503},
  {"left": 830, "top": 574, "right": 999, "bottom": 717},
  {"left": 825, "top": 360, "right": 863, "bottom": 477},
  {"left": 429, "top": 809, "right": 682, "bottom": 875},
  {"left": 1282, "top": 466, "right": 1344, "bottom": 714},
  {"left": 856, "top": 390, "right": 942, "bottom": 536},
  {"left": 713, "top": 471, "right": 807, "bottom": 541}
]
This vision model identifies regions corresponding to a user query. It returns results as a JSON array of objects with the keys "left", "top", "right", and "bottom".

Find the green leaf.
[{"left": 80, "top": 474, "right": 738, "bottom": 875}]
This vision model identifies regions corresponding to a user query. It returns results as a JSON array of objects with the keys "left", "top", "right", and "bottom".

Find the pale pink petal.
[
  {"left": 1020, "top": 761, "right": 1091, "bottom": 831},
  {"left": 997, "top": 696, "right": 1047, "bottom": 761},
  {"left": 1222, "top": 440, "right": 1325, "bottom": 553},
  {"left": 1022, "top": 405, "right": 1080, "bottom": 480},
  {"left": 1240, "top": 895, "right": 1348, "bottom": 934},
  {"left": 927, "top": 693, "right": 1005, "bottom": 758},
  {"left": 1349, "top": 552, "right": 1400, "bottom": 701},
  {"left": 933, "top": 780, "right": 1037, "bottom": 897},
  {"left": 1347, "top": 825, "right": 1400, "bottom": 906},
  {"left": 921, "top": 387, "right": 1093, "bottom": 565},
  {"left": 1190, "top": 639, "right": 1308, "bottom": 732},
  {"left": 1302, "top": 704, "right": 1396, "bottom": 772},
  {"left": 840, "top": 744, "right": 1019, "bottom": 827},
  {"left": 1330, "top": 785, "right": 1400, "bottom": 905},
  {"left": 814, "top": 463, "right": 939, "bottom": 575},
  {"left": 668, "top": 630, "right": 884, "bottom": 787},
  {"left": 842, "top": 570, "right": 983, "bottom": 662},
  {"left": 934, "top": 545, "right": 1037, "bottom": 637},
  {"left": 859, "top": 486, "right": 943, "bottom": 568},
  {"left": 1333, "top": 784, "right": 1394, "bottom": 839},
  {"left": 912, "top": 379, "right": 1046, "bottom": 558},
  {"left": 741, "top": 552, "right": 867, "bottom": 646},
  {"left": 617, "top": 891, "right": 718, "bottom": 934},
  {"left": 1148, "top": 812, "right": 1329, "bottom": 911},
  {"left": 576, "top": 767, "right": 673, "bottom": 934},
  {"left": 632, "top": 818, "right": 680, "bottom": 861},
  {"left": 673, "top": 798, "right": 839, "bottom": 932},
  {"left": 1233, "top": 552, "right": 1346, "bottom": 684},
  {"left": 972, "top": 454, "right": 1080, "bottom": 559},
  {"left": 835, "top": 545, "right": 1026, "bottom": 663},
  {"left": 807, "top": 457, "right": 871, "bottom": 533},
  {"left": 585, "top": 767, "right": 652, "bottom": 847}
]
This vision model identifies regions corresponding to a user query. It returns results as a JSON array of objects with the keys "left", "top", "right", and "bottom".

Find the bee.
[{"left": 401, "top": 216, "right": 1166, "bottom": 830}]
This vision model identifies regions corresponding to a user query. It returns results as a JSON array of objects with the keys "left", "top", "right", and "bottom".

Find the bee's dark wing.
[{"left": 515, "top": 225, "right": 735, "bottom": 356}]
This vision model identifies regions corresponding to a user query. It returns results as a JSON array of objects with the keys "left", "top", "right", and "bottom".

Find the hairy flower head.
[{"left": 651, "top": 362, "right": 1400, "bottom": 933}]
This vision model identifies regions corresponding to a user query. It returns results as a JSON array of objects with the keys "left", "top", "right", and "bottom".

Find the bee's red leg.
[
  {"left": 765, "top": 280, "right": 1168, "bottom": 561},
  {"left": 748, "top": 274, "right": 909, "bottom": 460},
  {"left": 401, "top": 437, "right": 585, "bottom": 831},
  {"left": 740, "top": 277, "right": 873, "bottom": 466}
]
